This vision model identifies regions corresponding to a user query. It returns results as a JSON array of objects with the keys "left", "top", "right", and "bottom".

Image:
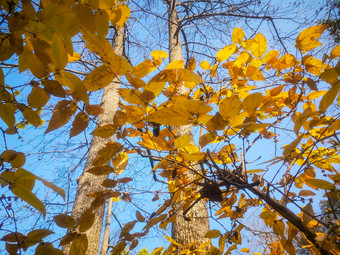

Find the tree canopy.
[{"left": 0, "top": 0, "right": 339, "bottom": 255}]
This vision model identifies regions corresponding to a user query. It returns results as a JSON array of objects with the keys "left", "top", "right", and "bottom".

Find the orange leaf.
[{"left": 296, "top": 25, "right": 327, "bottom": 51}]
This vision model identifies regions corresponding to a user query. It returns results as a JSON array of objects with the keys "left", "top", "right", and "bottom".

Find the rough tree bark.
[
  {"left": 63, "top": 28, "right": 124, "bottom": 255},
  {"left": 167, "top": 1, "right": 210, "bottom": 253}
]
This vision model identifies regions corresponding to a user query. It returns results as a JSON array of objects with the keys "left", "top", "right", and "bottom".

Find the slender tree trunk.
[
  {"left": 100, "top": 198, "right": 113, "bottom": 255},
  {"left": 168, "top": 1, "right": 210, "bottom": 253},
  {"left": 63, "top": 28, "right": 124, "bottom": 255}
]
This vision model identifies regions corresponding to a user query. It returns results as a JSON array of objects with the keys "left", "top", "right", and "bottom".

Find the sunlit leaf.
[
  {"left": 27, "top": 87, "right": 50, "bottom": 108},
  {"left": 304, "top": 179, "right": 334, "bottom": 190},
  {"left": 246, "top": 66, "right": 265, "bottom": 81},
  {"left": 69, "top": 234, "right": 88, "bottom": 255},
  {"left": 219, "top": 95, "right": 242, "bottom": 120},
  {"left": 242, "top": 92, "right": 264, "bottom": 114},
  {"left": 200, "top": 60, "right": 210, "bottom": 70},
  {"left": 45, "top": 100, "right": 77, "bottom": 133},
  {"left": 131, "top": 59, "right": 156, "bottom": 78},
  {"left": 217, "top": 44, "right": 237, "bottom": 62},
  {"left": 0, "top": 103, "right": 16, "bottom": 128},
  {"left": 93, "top": 142, "right": 122, "bottom": 166},
  {"left": 330, "top": 44, "right": 340, "bottom": 59},
  {"left": 112, "top": 151, "right": 128, "bottom": 174},
  {"left": 296, "top": 25, "right": 327, "bottom": 51},
  {"left": 232, "top": 28, "right": 244, "bottom": 44},
  {"left": 319, "top": 81, "right": 340, "bottom": 112},
  {"left": 22, "top": 108, "right": 42, "bottom": 128},
  {"left": 204, "top": 229, "right": 221, "bottom": 239},
  {"left": 92, "top": 124, "right": 116, "bottom": 138},
  {"left": 70, "top": 112, "right": 89, "bottom": 138},
  {"left": 83, "top": 64, "right": 116, "bottom": 91},
  {"left": 110, "top": 4, "right": 130, "bottom": 29}
]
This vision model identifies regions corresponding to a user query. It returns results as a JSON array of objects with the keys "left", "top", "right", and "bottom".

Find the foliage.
[{"left": 0, "top": 0, "right": 340, "bottom": 255}]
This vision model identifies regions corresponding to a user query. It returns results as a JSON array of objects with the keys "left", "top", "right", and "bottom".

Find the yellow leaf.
[
  {"left": 0, "top": 36, "right": 15, "bottom": 61},
  {"left": 240, "top": 248, "right": 250, "bottom": 253},
  {"left": 0, "top": 103, "right": 16, "bottom": 128},
  {"left": 52, "top": 32, "right": 68, "bottom": 71},
  {"left": 98, "top": 0, "right": 116, "bottom": 9},
  {"left": 125, "top": 72, "right": 146, "bottom": 89},
  {"left": 77, "top": 209, "right": 95, "bottom": 232},
  {"left": 68, "top": 52, "right": 81, "bottom": 63},
  {"left": 53, "top": 214, "right": 75, "bottom": 228},
  {"left": 112, "top": 151, "right": 128, "bottom": 174},
  {"left": 247, "top": 169, "right": 264, "bottom": 174},
  {"left": 87, "top": 165, "right": 114, "bottom": 175},
  {"left": 146, "top": 107, "right": 193, "bottom": 126},
  {"left": 200, "top": 60, "right": 210, "bottom": 70},
  {"left": 273, "top": 220, "right": 285, "bottom": 237},
  {"left": 131, "top": 59, "right": 156, "bottom": 78},
  {"left": 45, "top": 100, "right": 77, "bottom": 133},
  {"left": 303, "top": 55, "right": 324, "bottom": 75},
  {"left": 319, "top": 80, "right": 340, "bottom": 112},
  {"left": 151, "top": 50, "right": 168, "bottom": 66},
  {"left": 19, "top": 46, "right": 48, "bottom": 78},
  {"left": 296, "top": 25, "right": 327, "bottom": 51},
  {"left": 165, "top": 60, "right": 184, "bottom": 69},
  {"left": 302, "top": 202, "right": 314, "bottom": 225},
  {"left": 93, "top": 142, "right": 122, "bottom": 166},
  {"left": 244, "top": 33, "right": 267, "bottom": 58},
  {"left": 298, "top": 190, "right": 316, "bottom": 196},
  {"left": 22, "top": 108, "right": 42, "bottom": 128},
  {"left": 70, "top": 112, "right": 89, "bottom": 138},
  {"left": 219, "top": 95, "right": 242, "bottom": 120},
  {"left": 232, "top": 28, "right": 244, "bottom": 44},
  {"left": 55, "top": 72, "right": 89, "bottom": 104},
  {"left": 11, "top": 178, "right": 46, "bottom": 215},
  {"left": 204, "top": 229, "right": 221, "bottom": 239},
  {"left": 43, "top": 80, "right": 66, "bottom": 98},
  {"left": 262, "top": 50, "right": 279, "bottom": 65},
  {"left": 307, "top": 91, "right": 327, "bottom": 100},
  {"left": 27, "top": 229, "right": 54, "bottom": 244},
  {"left": 330, "top": 44, "right": 340, "bottom": 59},
  {"left": 246, "top": 66, "right": 265, "bottom": 81},
  {"left": 110, "top": 4, "right": 130, "bottom": 29},
  {"left": 199, "top": 132, "right": 217, "bottom": 148},
  {"left": 304, "top": 179, "right": 334, "bottom": 190},
  {"left": 217, "top": 44, "right": 237, "bottom": 62},
  {"left": 242, "top": 92, "right": 264, "bottom": 114},
  {"left": 83, "top": 64, "right": 115, "bottom": 91},
  {"left": 27, "top": 87, "right": 50, "bottom": 108},
  {"left": 174, "top": 135, "right": 191, "bottom": 149},
  {"left": 234, "top": 51, "right": 251, "bottom": 68},
  {"left": 81, "top": 30, "right": 115, "bottom": 63},
  {"left": 119, "top": 88, "right": 144, "bottom": 105},
  {"left": 69, "top": 234, "right": 88, "bottom": 255},
  {"left": 95, "top": 10, "right": 109, "bottom": 38},
  {"left": 73, "top": 4, "right": 96, "bottom": 32},
  {"left": 92, "top": 124, "right": 116, "bottom": 138}
]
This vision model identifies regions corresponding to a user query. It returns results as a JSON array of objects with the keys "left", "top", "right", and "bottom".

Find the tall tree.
[
  {"left": 167, "top": 1, "right": 210, "bottom": 253},
  {"left": 63, "top": 28, "right": 124, "bottom": 254}
]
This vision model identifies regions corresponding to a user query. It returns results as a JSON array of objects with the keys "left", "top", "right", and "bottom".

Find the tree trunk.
[
  {"left": 168, "top": 1, "right": 210, "bottom": 253},
  {"left": 100, "top": 198, "right": 113, "bottom": 255},
  {"left": 63, "top": 28, "right": 124, "bottom": 255}
]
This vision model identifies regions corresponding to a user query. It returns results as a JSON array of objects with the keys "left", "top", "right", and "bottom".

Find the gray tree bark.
[
  {"left": 63, "top": 28, "right": 124, "bottom": 255},
  {"left": 168, "top": 1, "right": 210, "bottom": 253}
]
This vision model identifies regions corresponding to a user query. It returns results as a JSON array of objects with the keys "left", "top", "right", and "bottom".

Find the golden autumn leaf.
[
  {"left": 68, "top": 52, "right": 81, "bottom": 63},
  {"left": 295, "top": 25, "right": 327, "bottom": 51},
  {"left": 55, "top": 72, "right": 89, "bottom": 104},
  {"left": 232, "top": 27, "right": 244, "bottom": 44},
  {"left": 22, "top": 108, "right": 42, "bottom": 128},
  {"left": 131, "top": 59, "right": 156, "bottom": 78},
  {"left": 45, "top": 100, "right": 77, "bottom": 133},
  {"left": 174, "top": 135, "right": 191, "bottom": 149},
  {"left": 200, "top": 60, "right": 210, "bottom": 70},
  {"left": 146, "top": 107, "right": 193, "bottom": 126},
  {"left": 165, "top": 60, "right": 184, "bottom": 69},
  {"left": 73, "top": 4, "right": 96, "bottom": 32},
  {"left": 77, "top": 209, "right": 95, "bottom": 232},
  {"left": 53, "top": 214, "right": 75, "bottom": 228},
  {"left": 319, "top": 81, "right": 340, "bottom": 112},
  {"left": 69, "top": 234, "right": 88, "bottom": 255},
  {"left": 245, "top": 66, "right": 265, "bottom": 81},
  {"left": 27, "top": 87, "right": 50, "bottom": 108},
  {"left": 92, "top": 124, "right": 116, "bottom": 138},
  {"left": 302, "top": 202, "right": 314, "bottom": 225},
  {"left": 0, "top": 103, "right": 16, "bottom": 128},
  {"left": 112, "top": 151, "right": 128, "bottom": 174},
  {"left": 262, "top": 50, "right": 279, "bottom": 65},
  {"left": 219, "top": 95, "right": 242, "bottom": 120},
  {"left": 43, "top": 80, "right": 66, "bottom": 98},
  {"left": 95, "top": 10, "right": 109, "bottom": 38},
  {"left": 125, "top": 72, "right": 146, "bottom": 89},
  {"left": 83, "top": 64, "right": 116, "bottom": 92},
  {"left": 87, "top": 165, "right": 114, "bottom": 175},
  {"left": 93, "top": 142, "right": 122, "bottom": 166},
  {"left": 304, "top": 179, "right": 334, "bottom": 190},
  {"left": 110, "top": 4, "right": 130, "bottom": 29},
  {"left": 243, "top": 33, "right": 267, "bottom": 58},
  {"left": 330, "top": 44, "right": 340, "bottom": 59},
  {"left": 70, "top": 112, "right": 89, "bottom": 138},
  {"left": 298, "top": 190, "right": 316, "bottom": 196},
  {"left": 242, "top": 92, "right": 264, "bottom": 114},
  {"left": 52, "top": 32, "right": 68, "bottom": 71},
  {"left": 204, "top": 229, "right": 221, "bottom": 238},
  {"left": 217, "top": 44, "right": 237, "bottom": 62}
]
